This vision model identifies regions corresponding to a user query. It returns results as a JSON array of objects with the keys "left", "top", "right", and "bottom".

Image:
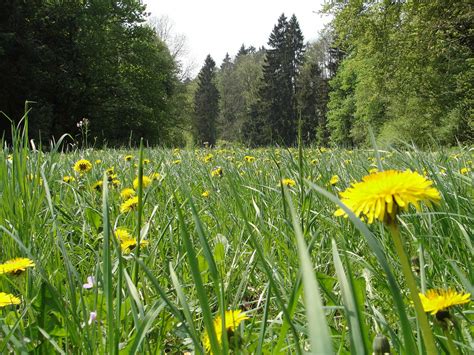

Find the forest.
[{"left": 1, "top": 0, "right": 472, "bottom": 147}]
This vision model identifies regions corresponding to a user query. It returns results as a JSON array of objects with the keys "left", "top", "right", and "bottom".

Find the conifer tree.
[
  {"left": 258, "top": 13, "right": 305, "bottom": 145},
  {"left": 193, "top": 55, "right": 219, "bottom": 146}
]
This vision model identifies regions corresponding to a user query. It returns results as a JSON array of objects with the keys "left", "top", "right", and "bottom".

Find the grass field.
[{"left": 0, "top": 123, "right": 473, "bottom": 354}]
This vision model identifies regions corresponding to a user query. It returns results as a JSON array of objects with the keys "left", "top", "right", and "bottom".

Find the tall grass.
[{"left": 0, "top": 114, "right": 472, "bottom": 353}]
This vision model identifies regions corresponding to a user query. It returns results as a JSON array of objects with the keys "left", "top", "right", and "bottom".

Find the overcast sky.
[{"left": 143, "top": 0, "right": 331, "bottom": 77}]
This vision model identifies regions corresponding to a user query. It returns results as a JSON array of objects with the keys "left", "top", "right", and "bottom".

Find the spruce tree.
[
  {"left": 258, "top": 13, "right": 305, "bottom": 146},
  {"left": 193, "top": 55, "right": 219, "bottom": 146}
]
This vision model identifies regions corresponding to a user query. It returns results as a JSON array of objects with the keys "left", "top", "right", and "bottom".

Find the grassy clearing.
[{"left": 0, "top": 120, "right": 473, "bottom": 354}]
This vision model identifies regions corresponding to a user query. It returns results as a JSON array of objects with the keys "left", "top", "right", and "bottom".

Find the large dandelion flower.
[
  {"left": 202, "top": 310, "right": 249, "bottom": 353},
  {"left": 120, "top": 238, "right": 149, "bottom": 254},
  {"left": 73, "top": 159, "right": 92, "bottom": 173},
  {"left": 419, "top": 289, "right": 471, "bottom": 315},
  {"left": 334, "top": 170, "right": 441, "bottom": 224},
  {"left": 120, "top": 196, "right": 139, "bottom": 213},
  {"left": 0, "top": 258, "right": 35, "bottom": 275},
  {"left": 0, "top": 292, "right": 21, "bottom": 307}
]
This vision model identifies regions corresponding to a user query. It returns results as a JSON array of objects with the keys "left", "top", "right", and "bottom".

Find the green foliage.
[
  {"left": 0, "top": 0, "right": 183, "bottom": 146},
  {"left": 325, "top": 0, "right": 474, "bottom": 147}
]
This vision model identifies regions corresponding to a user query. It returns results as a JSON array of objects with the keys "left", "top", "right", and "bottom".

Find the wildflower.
[
  {"left": 329, "top": 175, "right": 340, "bottom": 185},
  {"left": 111, "top": 179, "right": 120, "bottom": 188},
  {"left": 419, "top": 289, "right": 470, "bottom": 315},
  {"left": 150, "top": 172, "right": 162, "bottom": 181},
  {"left": 0, "top": 258, "right": 35, "bottom": 275},
  {"left": 281, "top": 178, "right": 296, "bottom": 187},
  {"left": 124, "top": 155, "right": 134, "bottom": 162},
  {"left": 120, "top": 196, "right": 139, "bottom": 213},
  {"left": 143, "top": 159, "right": 150, "bottom": 165},
  {"left": 92, "top": 180, "right": 103, "bottom": 192},
  {"left": 63, "top": 176, "right": 75, "bottom": 183},
  {"left": 105, "top": 167, "right": 115, "bottom": 176},
  {"left": 120, "top": 238, "right": 149, "bottom": 254},
  {"left": 334, "top": 170, "right": 441, "bottom": 224},
  {"left": 211, "top": 167, "right": 223, "bottom": 177},
  {"left": 173, "top": 159, "right": 182, "bottom": 165},
  {"left": 83, "top": 276, "right": 95, "bottom": 289},
  {"left": 460, "top": 167, "right": 470, "bottom": 175},
  {"left": 0, "top": 292, "right": 21, "bottom": 307},
  {"left": 133, "top": 176, "right": 152, "bottom": 190},
  {"left": 88, "top": 311, "right": 97, "bottom": 325},
  {"left": 204, "top": 154, "right": 213, "bottom": 163},
  {"left": 244, "top": 155, "right": 255, "bottom": 163},
  {"left": 202, "top": 190, "right": 210, "bottom": 198},
  {"left": 95, "top": 159, "right": 102, "bottom": 164},
  {"left": 115, "top": 228, "right": 132, "bottom": 241},
  {"left": 74, "top": 159, "right": 92, "bottom": 173},
  {"left": 120, "top": 188, "right": 136, "bottom": 200},
  {"left": 202, "top": 310, "right": 249, "bottom": 353}
]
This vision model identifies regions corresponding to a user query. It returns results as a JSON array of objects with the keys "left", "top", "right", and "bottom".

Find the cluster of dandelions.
[
  {"left": 0, "top": 257, "right": 35, "bottom": 308},
  {"left": 333, "top": 169, "right": 471, "bottom": 352}
]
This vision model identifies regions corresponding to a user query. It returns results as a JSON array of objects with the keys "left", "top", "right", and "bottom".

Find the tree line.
[
  {"left": 193, "top": 1, "right": 472, "bottom": 147},
  {"left": 1, "top": 1, "right": 471, "bottom": 148}
]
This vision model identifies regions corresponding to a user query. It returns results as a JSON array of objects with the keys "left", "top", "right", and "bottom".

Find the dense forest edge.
[{"left": 1, "top": 0, "right": 472, "bottom": 148}]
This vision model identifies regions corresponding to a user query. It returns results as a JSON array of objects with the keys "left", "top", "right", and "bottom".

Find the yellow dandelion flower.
[
  {"left": 202, "top": 310, "right": 249, "bottom": 353},
  {"left": 120, "top": 238, "right": 149, "bottom": 254},
  {"left": 204, "top": 154, "right": 213, "bottom": 163},
  {"left": 143, "top": 159, "right": 150, "bottom": 165},
  {"left": 95, "top": 159, "right": 102, "bottom": 164},
  {"left": 334, "top": 170, "right": 441, "bottom": 224},
  {"left": 211, "top": 167, "right": 223, "bottom": 177},
  {"left": 460, "top": 167, "right": 470, "bottom": 175},
  {"left": 329, "top": 175, "right": 340, "bottom": 185},
  {"left": 133, "top": 176, "right": 152, "bottom": 190},
  {"left": 111, "top": 179, "right": 121, "bottom": 188},
  {"left": 120, "top": 196, "right": 139, "bottom": 213},
  {"left": 124, "top": 155, "right": 134, "bottom": 162},
  {"left": 73, "top": 159, "right": 92, "bottom": 173},
  {"left": 150, "top": 172, "right": 162, "bottom": 181},
  {"left": 106, "top": 167, "right": 115, "bottom": 176},
  {"left": 63, "top": 176, "right": 75, "bottom": 183},
  {"left": 244, "top": 155, "right": 255, "bottom": 162},
  {"left": 0, "top": 292, "right": 21, "bottom": 307},
  {"left": 115, "top": 228, "right": 132, "bottom": 242},
  {"left": 419, "top": 289, "right": 471, "bottom": 315},
  {"left": 120, "top": 188, "right": 136, "bottom": 200},
  {"left": 202, "top": 190, "right": 210, "bottom": 198},
  {"left": 0, "top": 258, "right": 35, "bottom": 275},
  {"left": 281, "top": 178, "right": 296, "bottom": 187},
  {"left": 92, "top": 180, "right": 103, "bottom": 192}
]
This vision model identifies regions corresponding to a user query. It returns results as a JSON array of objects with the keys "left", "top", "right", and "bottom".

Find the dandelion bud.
[{"left": 372, "top": 334, "right": 390, "bottom": 354}]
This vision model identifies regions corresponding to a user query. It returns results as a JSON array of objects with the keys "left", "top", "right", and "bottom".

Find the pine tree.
[
  {"left": 258, "top": 13, "right": 305, "bottom": 146},
  {"left": 193, "top": 55, "right": 219, "bottom": 146}
]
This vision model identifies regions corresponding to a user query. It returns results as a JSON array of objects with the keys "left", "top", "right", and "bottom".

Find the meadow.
[{"left": 0, "top": 124, "right": 472, "bottom": 354}]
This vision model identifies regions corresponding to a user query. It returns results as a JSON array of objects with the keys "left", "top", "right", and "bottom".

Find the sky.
[{"left": 143, "top": 0, "right": 331, "bottom": 77}]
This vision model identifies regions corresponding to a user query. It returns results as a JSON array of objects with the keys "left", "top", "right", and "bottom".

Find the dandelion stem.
[{"left": 389, "top": 221, "right": 438, "bottom": 355}]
